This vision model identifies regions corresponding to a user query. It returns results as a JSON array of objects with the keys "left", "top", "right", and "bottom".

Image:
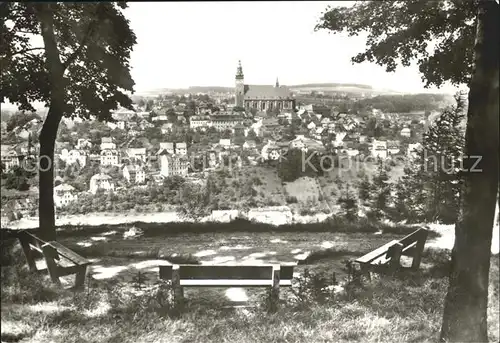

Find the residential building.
[
  {"left": 219, "top": 139, "right": 231, "bottom": 148},
  {"left": 100, "top": 149, "right": 120, "bottom": 166},
  {"left": 189, "top": 115, "right": 210, "bottom": 129},
  {"left": 211, "top": 114, "right": 243, "bottom": 131},
  {"left": 387, "top": 141, "right": 401, "bottom": 155},
  {"left": 149, "top": 173, "right": 165, "bottom": 184},
  {"left": 371, "top": 139, "right": 388, "bottom": 159},
  {"left": 89, "top": 173, "right": 115, "bottom": 194},
  {"left": 400, "top": 127, "right": 411, "bottom": 137},
  {"left": 243, "top": 140, "right": 257, "bottom": 150},
  {"left": 100, "top": 137, "right": 116, "bottom": 150},
  {"left": 175, "top": 142, "right": 187, "bottom": 156},
  {"left": 1, "top": 145, "right": 20, "bottom": 171},
  {"left": 161, "top": 123, "right": 174, "bottom": 134},
  {"left": 158, "top": 142, "right": 175, "bottom": 155},
  {"left": 289, "top": 135, "right": 325, "bottom": 152},
  {"left": 320, "top": 117, "right": 332, "bottom": 128},
  {"left": 234, "top": 61, "right": 295, "bottom": 111},
  {"left": 159, "top": 151, "right": 189, "bottom": 177},
  {"left": 54, "top": 183, "right": 78, "bottom": 208},
  {"left": 76, "top": 138, "right": 92, "bottom": 150},
  {"left": 261, "top": 117, "right": 280, "bottom": 136},
  {"left": 123, "top": 165, "right": 146, "bottom": 184},
  {"left": 66, "top": 149, "right": 87, "bottom": 168},
  {"left": 126, "top": 147, "right": 147, "bottom": 162},
  {"left": 117, "top": 121, "right": 127, "bottom": 130}
]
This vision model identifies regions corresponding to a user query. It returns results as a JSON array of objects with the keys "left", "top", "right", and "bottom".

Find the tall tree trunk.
[
  {"left": 35, "top": 4, "right": 66, "bottom": 241},
  {"left": 440, "top": 1, "right": 499, "bottom": 342},
  {"left": 38, "top": 108, "right": 62, "bottom": 241}
]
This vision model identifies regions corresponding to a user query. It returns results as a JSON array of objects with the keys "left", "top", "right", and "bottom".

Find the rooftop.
[{"left": 243, "top": 85, "right": 293, "bottom": 99}]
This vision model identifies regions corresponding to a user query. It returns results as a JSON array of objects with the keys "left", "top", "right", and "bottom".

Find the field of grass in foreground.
[{"left": 1, "top": 229, "right": 498, "bottom": 343}]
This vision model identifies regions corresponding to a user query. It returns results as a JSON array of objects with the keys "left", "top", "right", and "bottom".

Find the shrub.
[{"left": 289, "top": 268, "right": 339, "bottom": 307}]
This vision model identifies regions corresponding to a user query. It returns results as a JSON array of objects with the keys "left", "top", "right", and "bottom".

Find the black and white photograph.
[{"left": 0, "top": 1, "right": 499, "bottom": 342}]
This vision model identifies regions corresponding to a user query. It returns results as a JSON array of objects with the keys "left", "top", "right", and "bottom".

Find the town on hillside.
[
  {"left": 0, "top": 60, "right": 452, "bottom": 224},
  {"left": 1, "top": 2, "right": 498, "bottom": 343}
]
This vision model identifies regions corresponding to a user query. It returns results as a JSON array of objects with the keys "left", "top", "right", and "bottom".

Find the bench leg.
[
  {"left": 359, "top": 264, "right": 371, "bottom": 282},
  {"left": 42, "top": 246, "right": 62, "bottom": 287},
  {"left": 388, "top": 243, "right": 403, "bottom": 274},
  {"left": 411, "top": 234, "right": 428, "bottom": 270},
  {"left": 172, "top": 266, "right": 184, "bottom": 313},
  {"left": 73, "top": 265, "right": 88, "bottom": 290},
  {"left": 18, "top": 237, "right": 38, "bottom": 272},
  {"left": 269, "top": 265, "right": 280, "bottom": 313}
]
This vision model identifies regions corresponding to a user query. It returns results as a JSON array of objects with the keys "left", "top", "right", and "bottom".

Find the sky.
[{"left": 124, "top": 1, "right": 458, "bottom": 94}]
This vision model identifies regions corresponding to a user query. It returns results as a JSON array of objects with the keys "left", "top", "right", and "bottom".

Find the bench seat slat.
[
  {"left": 179, "top": 279, "right": 293, "bottom": 287},
  {"left": 355, "top": 240, "right": 399, "bottom": 264}
]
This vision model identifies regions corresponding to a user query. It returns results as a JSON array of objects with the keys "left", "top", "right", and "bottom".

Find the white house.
[
  {"left": 158, "top": 142, "right": 174, "bottom": 155},
  {"left": 89, "top": 173, "right": 115, "bottom": 194},
  {"left": 159, "top": 151, "right": 189, "bottom": 177},
  {"left": 126, "top": 148, "right": 147, "bottom": 162},
  {"left": 100, "top": 137, "right": 116, "bottom": 150},
  {"left": 189, "top": 115, "right": 210, "bottom": 129},
  {"left": 371, "top": 139, "right": 388, "bottom": 159},
  {"left": 175, "top": 142, "right": 187, "bottom": 156},
  {"left": 400, "top": 127, "right": 411, "bottom": 137},
  {"left": 54, "top": 184, "right": 78, "bottom": 208},
  {"left": 100, "top": 149, "right": 120, "bottom": 166},
  {"left": 116, "top": 121, "right": 127, "bottom": 130},
  {"left": 66, "top": 149, "right": 87, "bottom": 168},
  {"left": 0, "top": 145, "right": 19, "bottom": 171},
  {"left": 387, "top": 141, "right": 401, "bottom": 155},
  {"left": 161, "top": 123, "right": 173, "bottom": 134},
  {"left": 123, "top": 165, "right": 146, "bottom": 184},
  {"left": 219, "top": 139, "right": 231, "bottom": 148},
  {"left": 76, "top": 138, "right": 92, "bottom": 150},
  {"left": 320, "top": 117, "right": 332, "bottom": 128},
  {"left": 243, "top": 140, "right": 257, "bottom": 150}
]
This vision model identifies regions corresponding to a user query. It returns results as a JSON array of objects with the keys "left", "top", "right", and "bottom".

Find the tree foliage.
[
  {"left": 395, "top": 93, "right": 466, "bottom": 224},
  {"left": 316, "top": 0, "right": 478, "bottom": 88},
  {"left": 1, "top": 2, "right": 136, "bottom": 240},
  {"left": 1, "top": 2, "right": 136, "bottom": 119}
]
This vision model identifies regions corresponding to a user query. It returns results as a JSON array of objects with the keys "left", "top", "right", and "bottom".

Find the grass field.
[{"left": 1, "top": 224, "right": 498, "bottom": 343}]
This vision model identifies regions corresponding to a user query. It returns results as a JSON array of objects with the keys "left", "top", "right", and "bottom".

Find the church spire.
[
  {"left": 236, "top": 60, "right": 244, "bottom": 80},
  {"left": 275, "top": 77, "right": 279, "bottom": 88}
]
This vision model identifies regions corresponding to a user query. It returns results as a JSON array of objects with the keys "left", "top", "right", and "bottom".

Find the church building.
[{"left": 234, "top": 60, "right": 295, "bottom": 112}]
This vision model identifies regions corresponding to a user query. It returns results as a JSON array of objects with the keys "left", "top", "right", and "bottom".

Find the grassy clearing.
[
  {"left": 42, "top": 218, "right": 436, "bottom": 237},
  {"left": 1, "top": 239, "right": 498, "bottom": 343}
]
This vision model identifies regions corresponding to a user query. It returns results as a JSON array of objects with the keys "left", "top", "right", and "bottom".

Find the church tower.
[
  {"left": 235, "top": 60, "right": 244, "bottom": 107},
  {"left": 275, "top": 77, "right": 279, "bottom": 88}
]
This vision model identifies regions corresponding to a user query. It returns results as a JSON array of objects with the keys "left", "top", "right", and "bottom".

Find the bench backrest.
[
  {"left": 19, "top": 230, "right": 90, "bottom": 266},
  {"left": 159, "top": 264, "right": 295, "bottom": 281},
  {"left": 356, "top": 228, "right": 429, "bottom": 265},
  {"left": 398, "top": 228, "right": 428, "bottom": 248}
]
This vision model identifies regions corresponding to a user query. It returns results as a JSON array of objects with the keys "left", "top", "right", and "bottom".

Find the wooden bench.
[
  {"left": 18, "top": 230, "right": 91, "bottom": 290},
  {"left": 354, "top": 228, "right": 429, "bottom": 276},
  {"left": 159, "top": 263, "right": 295, "bottom": 312}
]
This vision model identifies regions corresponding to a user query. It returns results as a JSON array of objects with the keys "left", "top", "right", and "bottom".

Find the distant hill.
[
  {"left": 136, "top": 82, "right": 454, "bottom": 97},
  {"left": 289, "top": 83, "right": 373, "bottom": 90}
]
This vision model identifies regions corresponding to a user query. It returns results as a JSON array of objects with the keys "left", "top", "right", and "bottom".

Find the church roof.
[{"left": 244, "top": 85, "right": 292, "bottom": 99}]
